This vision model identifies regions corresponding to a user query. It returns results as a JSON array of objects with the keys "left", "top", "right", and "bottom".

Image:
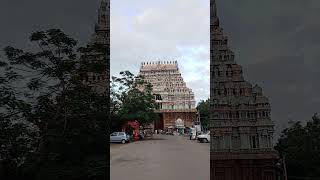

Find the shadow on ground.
[{"left": 142, "top": 136, "right": 166, "bottom": 141}]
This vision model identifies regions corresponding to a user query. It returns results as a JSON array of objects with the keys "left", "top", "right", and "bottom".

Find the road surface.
[{"left": 110, "top": 134, "right": 209, "bottom": 180}]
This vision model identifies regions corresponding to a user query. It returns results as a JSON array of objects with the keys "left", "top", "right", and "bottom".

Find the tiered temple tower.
[
  {"left": 210, "top": 1, "right": 279, "bottom": 179},
  {"left": 139, "top": 61, "right": 198, "bottom": 132},
  {"left": 81, "top": 0, "right": 110, "bottom": 95},
  {"left": 89, "top": 0, "right": 110, "bottom": 46}
]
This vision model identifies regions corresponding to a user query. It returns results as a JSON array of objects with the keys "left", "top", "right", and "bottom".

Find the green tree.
[
  {"left": 111, "top": 71, "right": 158, "bottom": 129},
  {"left": 0, "top": 29, "right": 108, "bottom": 180},
  {"left": 0, "top": 43, "right": 40, "bottom": 179},
  {"left": 275, "top": 113, "right": 320, "bottom": 179},
  {"left": 196, "top": 99, "right": 210, "bottom": 130}
]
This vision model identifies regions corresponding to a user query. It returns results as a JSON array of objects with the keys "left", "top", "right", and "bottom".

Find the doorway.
[{"left": 154, "top": 113, "right": 164, "bottom": 130}]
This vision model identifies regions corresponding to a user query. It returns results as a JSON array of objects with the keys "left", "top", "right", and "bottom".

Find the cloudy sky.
[
  {"left": 111, "top": 0, "right": 210, "bottom": 104},
  {"left": 1, "top": 0, "right": 319, "bottom": 137}
]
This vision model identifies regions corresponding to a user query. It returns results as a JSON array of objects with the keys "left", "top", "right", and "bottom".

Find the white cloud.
[{"left": 111, "top": 0, "right": 210, "bottom": 103}]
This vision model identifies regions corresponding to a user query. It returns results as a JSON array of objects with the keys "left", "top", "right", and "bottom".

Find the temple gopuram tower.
[
  {"left": 139, "top": 61, "right": 198, "bottom": 133},
  {"left": 80, "top": 0, "right": 110, "bottom": 95},
  {"left": 210, "top": 1, "right": 279, "bottom": 180}
]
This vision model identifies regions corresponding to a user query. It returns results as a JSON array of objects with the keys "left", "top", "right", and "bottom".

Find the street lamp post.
[
  {"left": 197, "top": 112, "right": 202, "bottom": 131},
  {"left": 283, "top": 155, "right": 288, "bottom": 180}
]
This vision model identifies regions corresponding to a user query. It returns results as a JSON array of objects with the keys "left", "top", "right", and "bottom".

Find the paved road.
[{"left": 110, "top": 134, "right": 209, "bottom": 180}]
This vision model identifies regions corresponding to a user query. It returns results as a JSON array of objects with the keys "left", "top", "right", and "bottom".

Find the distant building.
[
  {"left": 139, "top": 61, "right": 198, "bottom": 133},
  {"left": 210, "top": 0, "right": 279, "bottom": 180}
]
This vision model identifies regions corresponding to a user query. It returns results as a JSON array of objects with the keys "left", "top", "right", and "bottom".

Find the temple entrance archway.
[
  {"left": 175, "top": 118, "right": 185, "bottom": 134},
  {"left": 154, "top": 113, "right": 164, "bottom": 130}
]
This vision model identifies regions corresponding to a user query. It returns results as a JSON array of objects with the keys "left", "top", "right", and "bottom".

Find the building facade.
[
  {"left": 210, "top": 1, "right": 279, "bottom": 180},
  {"left": 139, "top": 61, "right": 198, "bottom": 132}
]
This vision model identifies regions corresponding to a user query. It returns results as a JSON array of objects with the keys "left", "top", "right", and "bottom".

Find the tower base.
[{"left": 211, "top": 152, "right": 280, "bottom": 180}]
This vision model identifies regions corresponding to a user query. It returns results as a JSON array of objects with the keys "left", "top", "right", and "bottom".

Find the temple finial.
[{"left": 211, "top": 0, "right": 219, "bottom": 26}]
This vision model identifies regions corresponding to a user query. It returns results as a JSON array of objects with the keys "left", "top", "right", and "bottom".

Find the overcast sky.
[
  {"left": 111, "top": 0, "right": 210, "bottom": 104},
  {"left": 1, "top": 0, "right": 319, "bottom": 137}
]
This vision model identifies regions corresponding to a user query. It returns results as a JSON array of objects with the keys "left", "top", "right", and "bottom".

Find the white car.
[
  {"left": 110, "top": 132, "right": 130, "bottom": 144},
  {"left": 197, "top": 131, "right": 210, "bottom": 143}
]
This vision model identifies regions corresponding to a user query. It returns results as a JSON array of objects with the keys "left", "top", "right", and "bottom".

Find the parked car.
[
  {"left": 197, "top": 131, "right": 210, "bottom": 143},
  {"left": 110, "top": 132, "right": 130, "bottom": 144}
]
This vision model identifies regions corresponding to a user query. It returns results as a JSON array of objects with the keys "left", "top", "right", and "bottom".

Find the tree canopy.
[
  {"left": 275, "top": 113, "right": 320, "bottom": 179},
  {"left": 0, "top": 29, "right": 108, "bottom": 180},
  {"left": 196, "top": 99, "right": 210, "bottom": 130},
  {"left": 110, "top": 71, "right": 158, "bottom": 131}
]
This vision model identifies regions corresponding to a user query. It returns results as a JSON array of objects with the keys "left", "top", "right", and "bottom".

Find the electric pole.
[{"left": 283, "top": 155, "right": 288, "bottom": 180}]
